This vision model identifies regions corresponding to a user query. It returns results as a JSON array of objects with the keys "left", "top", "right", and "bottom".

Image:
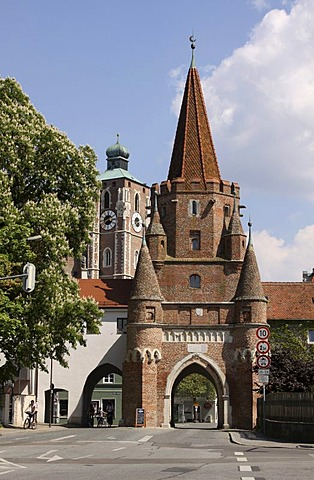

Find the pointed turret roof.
[
  {"left": 234, "top": 222, "right": 266, "bottom": 301},
  {"left": 130, "top": 236, "right": 164, "bottom": 301},
  {"left": 146, "top": 194, "right": 166, "bottom": 236},
  {"left": 227, "top": 194, "right": 245, "bottom": 236},
  {"left": 167, "top": 42, "right": 221, "bottom": 189}
]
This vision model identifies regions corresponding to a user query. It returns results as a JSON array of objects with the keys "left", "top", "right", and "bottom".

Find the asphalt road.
[{"left": 0, "top": 424, "right": 313, "bottom": 479}]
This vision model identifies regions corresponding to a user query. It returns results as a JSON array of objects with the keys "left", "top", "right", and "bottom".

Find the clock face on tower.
[
  {"left": 100, "top": 209, "right": 117, "bottom": 230},
  {"left": 131, "top": 212, "right": 143, "bottom": 233}
]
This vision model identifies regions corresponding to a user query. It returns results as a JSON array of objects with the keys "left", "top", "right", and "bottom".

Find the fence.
[{"left": 257, "top": 392, "right": 314, "bottom": 443}]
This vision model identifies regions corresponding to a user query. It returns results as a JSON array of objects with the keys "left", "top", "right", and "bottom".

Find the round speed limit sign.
[
  {"left": 256, "top": 340, "right": 270, "bottom": 354},
  {"left": 256, "top": 326, "right": 270, "bottom": 340}
]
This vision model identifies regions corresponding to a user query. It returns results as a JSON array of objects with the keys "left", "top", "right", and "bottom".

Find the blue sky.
[{"left": 1, "top": 0, "right": 313, "bottom": 281}]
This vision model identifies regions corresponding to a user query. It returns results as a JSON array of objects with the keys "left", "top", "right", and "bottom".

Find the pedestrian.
[
  {"left": 88, "top": 403, "right": 95, "bottom": 427},
  {"left": 105, "top": 402, "right": 114, "bottom": 427}
]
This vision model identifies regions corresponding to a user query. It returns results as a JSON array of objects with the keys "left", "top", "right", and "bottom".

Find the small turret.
[
  {"left": 233, "top": 221, "right": 268, "bottom": 323},
  {"left": 224, "top": 193, "right": 246, "bottom": 260},
  {"left": 128, "top": 233, "right": 164, "bottom": 324},
  {"left": 146, "top": 191, "right": 167, "bottom": 266}
]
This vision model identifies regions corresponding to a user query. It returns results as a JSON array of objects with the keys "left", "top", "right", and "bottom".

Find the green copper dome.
[{"left": 106, "top": 135, "right": 130, "bottom": 159}]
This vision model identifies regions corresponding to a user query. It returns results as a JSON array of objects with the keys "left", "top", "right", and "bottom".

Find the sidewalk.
[{"left": 229, "top": 429, "right": 314, "bottom": 449}]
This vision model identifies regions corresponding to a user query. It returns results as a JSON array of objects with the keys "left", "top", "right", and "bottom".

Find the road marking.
[
  {"left": 234, "top": 451, "right": 244, "bottom": 455},
  {"left": 237, "top": 457, "right": 248, "bottom": 462},
  {"left": 37, "top": 450, "right": 58, "bottom": 460},
  {"left": 72, "top": 455, "right": 93, "bottom": 460},
  {"left": 240, "top": 477, "right": 255, "bottom": 480},
  {"left": 112, "top": 447, "right": 125, "bottom": 451},
  {"left": 138, "top": 435, "right": 153, "bottom": 443},
  {"left": 47, "top": 455, "right": 62, "bottom": 463},
  {"left": 0, "top": 470, "right": 15, "bottom": 475},
  {"left": 0, "top": 459, "right": 26, "bottom": 470},
  {"left": 51, "top": 435, "right": 76, "bottom": 442},
  {"left": 239, "top": 465, "right": 253, "bottom": 471}
]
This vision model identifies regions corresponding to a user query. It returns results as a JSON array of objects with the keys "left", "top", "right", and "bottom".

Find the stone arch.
[
  {"left": 82, "top": 363, "right": 122, "bottom": 426},
  {"left": 162, "top": 353, "right": 230, "bottom": 429}
]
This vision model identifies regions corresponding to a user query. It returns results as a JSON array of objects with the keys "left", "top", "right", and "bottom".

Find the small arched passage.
[
  {"left": 163, "top": 353, "right": 230, "bottom": 429},
  {"left": 82, "top": 363, "right": 122, "bottom": 427}
]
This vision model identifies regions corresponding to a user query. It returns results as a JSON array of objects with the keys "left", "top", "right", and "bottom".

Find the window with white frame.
[
  {"left": 308, "top": 329, "right": 314, "bottom": 343},
  {"left": 103, "top": 248, "right": 112, "bottom": 267},
  {"left": 189, "top": 199, "right": 199, "bottom": 216},
  {"left": 117, "top": 318, "right": 127, "bottom": 333},
  {"left": 134, "top": 192, "right": 140, "bottom": 211},
  {"left": 103, "top": 373, "right": 114, "bottom": 384}
]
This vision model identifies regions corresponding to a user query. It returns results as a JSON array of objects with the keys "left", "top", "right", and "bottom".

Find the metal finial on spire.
[
  {"left": 116, "top": 133, "right": 120, "bottom": 143},
  {"left": 189, "top": 34, "right": 196, "bottom": 68},
  {"left": 154, "top": 191, "right": 159, "bottom": 213},
  {"left": 248, "top": 218, "right": 253, "bottom": 245}
]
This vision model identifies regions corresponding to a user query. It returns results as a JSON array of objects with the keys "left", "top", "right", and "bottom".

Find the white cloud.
[
  {"left": 171, "top": 0, "right": 314, "bottom": 200},
  {"left": 253, "top": 224, "right": 314, "bottom": 281}
]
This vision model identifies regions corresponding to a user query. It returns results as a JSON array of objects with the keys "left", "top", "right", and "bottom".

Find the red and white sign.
[
  {"left": 257, "top": 355, "right": 271, "bottom": 368},
  {"left": 256, "top": 326, "right": 270, "bottom": 340},
  {"left": 256, "top": 340, "right": 270, "bottom": 354}
]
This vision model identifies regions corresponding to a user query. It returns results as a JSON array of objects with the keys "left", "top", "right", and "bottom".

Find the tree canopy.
[
  {"left": 0, "top": 78, "right": 101, "bottom": 383},
  {"left": 175, "top": 374, "right": 216, "bottom": 400},
  {"left": 259, "top": 322, "right": 314, "bottom": 394}
]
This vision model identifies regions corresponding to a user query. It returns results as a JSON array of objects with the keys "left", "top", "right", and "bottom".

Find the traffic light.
[{"left": 22, "top": 262, "right": 36, "bottom": 293}]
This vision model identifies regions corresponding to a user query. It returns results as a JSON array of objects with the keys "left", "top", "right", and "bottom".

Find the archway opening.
[
  {"left": 174, "top": 373, "right": 217, "bottom": 425},
  {"left": 82, "top": 363, "right": 122, "bottom": 427},
  {"left": 170, "top": 361, "right": 224, "bottom": 428}
]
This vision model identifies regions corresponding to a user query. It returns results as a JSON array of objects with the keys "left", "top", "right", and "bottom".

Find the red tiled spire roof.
[{"left": 167, "top": 55, "right": 221, "bottom": 189}]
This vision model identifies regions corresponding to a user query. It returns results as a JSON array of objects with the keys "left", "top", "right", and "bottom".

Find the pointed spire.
[
  {"left": 228, "top": 193, "right": 245, "bottom": 236},
  {"left": 146, "top": 192, "right": 166, "bottom": 236},
  {"left": 130, "top": 242, "right": 164, "bottom": 301},
  {"left": 167, "top": 40, "right": 221, "bottom": 190},
  {"left": 234, "top": 221, "right": 266, "bottom": 301},
  {"left": 189, "top": 34, "right": 196, "bottom": 68}
]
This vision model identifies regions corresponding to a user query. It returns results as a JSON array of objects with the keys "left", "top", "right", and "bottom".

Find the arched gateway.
[{"left": 122, "top": 43, "right": 268, "bottom": 430}]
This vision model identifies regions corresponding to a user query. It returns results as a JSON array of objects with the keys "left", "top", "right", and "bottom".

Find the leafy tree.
[
  {"left": 175, "top": 374, "right": 216, "bottom": 400},
  {"left": 0, "top": 78, "right": 102, "bottom": 383},
  {"left": 256, "top": 323, "right": 314, "bottom": 394}
]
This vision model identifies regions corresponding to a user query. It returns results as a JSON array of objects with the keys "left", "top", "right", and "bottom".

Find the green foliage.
[
  {"left": 175, "top": 374, "right": 216, "bottom": 400},
  {"left": 0, "top": 77, "right": 102, "bottom": 383},
  {"left": 264, "top": 322, "right": 314, "bottom": 394}
]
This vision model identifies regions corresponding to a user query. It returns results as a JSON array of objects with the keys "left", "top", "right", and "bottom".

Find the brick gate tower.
[{"left": 122, "top": 40, "right": 268, "bottom": 429}]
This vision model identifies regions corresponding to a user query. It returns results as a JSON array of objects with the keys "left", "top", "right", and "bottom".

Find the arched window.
[
  {"left": 189, "top": 199, "right": 199, "bottom": 216},
  {"left": 190, "top": 274, "right": 201, "bottom": 288},
  {"left": 190, "top": 230, "right": 200, "bottom": 250},
  {"left": 134, "top": 193, "right": 140, "bottom": 212},
  {"left": 104, "top": 191, "right": 110, "bottom": 209},
  {"left": 103, "top": 248, "right": 112, "bottom": 268},
  {"left": 134, "top": 250, "right": 139, "bottom": 269}
]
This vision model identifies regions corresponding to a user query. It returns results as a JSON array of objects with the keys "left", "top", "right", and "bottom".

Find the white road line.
[
  {"left": 234, "top": 451, "right": 244, "bottom": 455},
  {"left": 0, "top": 470, "right": 15, "bottom": 475},
  {"left": 138, "top": 435, "right": 153, "bottom": 443},
  {"left": 237, "top": 457, "right": 248, "bottom": 462},
  {"left": 112, "top": 447, "right": 125, "bottom": 451},
  {"left": 239, "top": 465, "right": 253, "bottom": 471},
  {"left": 0, "top": 459, "right": 26, "bottom": 469},
  {"left": 51, "top": 435, "right": 76, "bottom": 442},
  {"left": 37, "top": 450, "right": 58, "bottom": 460},
  {"left": 240, "top": 477, "right": 255, "bottom": 480},
  {"left": 47, "top": 455, "right": 62, "bottom": 463},
  {"left": 72, "top": 455, "right": 94, "bottom": 460}
]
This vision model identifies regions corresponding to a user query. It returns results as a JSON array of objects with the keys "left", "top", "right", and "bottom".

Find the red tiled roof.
[
  {"left": 78, "top": 279, "right": 314, "bottom": 320},
  {"left": 78, "top": 279, "right": 132, "bottom": 308},
  {"left": 263, "top": 282, "right": 314, "bottom": 320}
]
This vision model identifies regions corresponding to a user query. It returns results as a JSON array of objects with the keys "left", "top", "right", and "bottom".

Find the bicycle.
[{"left": 23, "top": 411, "right": 37, "bottom": 429}]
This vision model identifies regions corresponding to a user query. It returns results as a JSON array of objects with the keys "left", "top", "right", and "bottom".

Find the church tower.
[
  {"left": 83, "top": 136, "right": 150, "bottom": 279},
  {"left": 123, "top": 39, "right": 268, "bottom": 430}
]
